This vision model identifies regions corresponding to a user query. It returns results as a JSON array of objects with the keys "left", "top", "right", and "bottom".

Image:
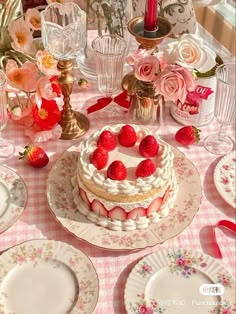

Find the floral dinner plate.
[
  {"left": 0, "top": 165, "right": 27, "bottom": 233},
  {"left": 124, "top": 248, "right": 235, "bottom": 314},
  {"left": 46, "top": 144, "right": 202, "bottom": 250},
  {"left": 0, "top": 239, "right": 99, "bottom": 314},
  {"left": 214, "top": 151, "right": 236, "bottom": 208}
]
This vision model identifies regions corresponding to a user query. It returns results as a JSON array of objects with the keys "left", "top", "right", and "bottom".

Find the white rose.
[{"left": 159, "top": 34, "right": 216, "bottom": 73}]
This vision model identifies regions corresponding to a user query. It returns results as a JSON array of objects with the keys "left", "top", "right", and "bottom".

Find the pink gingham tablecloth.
[{"left": 0, "top": 25, "right": 235, "bottom": 314}]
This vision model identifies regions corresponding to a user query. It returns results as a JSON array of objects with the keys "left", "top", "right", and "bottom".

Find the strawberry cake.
[{"left": 71, "top": 124, "right": 177, "bottom": 231}]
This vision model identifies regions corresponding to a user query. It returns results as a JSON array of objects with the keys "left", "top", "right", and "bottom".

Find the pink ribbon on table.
[
  {"left": 87, "top": 90, "right": 130, "bottom": 114},
  {"left": 212, "top": 220, "right": 236, "bottom": 259}
]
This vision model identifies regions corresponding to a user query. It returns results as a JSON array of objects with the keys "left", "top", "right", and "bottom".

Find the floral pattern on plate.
[
  {"left": 0, "top": 239, "right": 99, "bottom": 314},
  {"left": 0, "top": 165, "right": 27, "bottom": 233},
  {"left": 46, "top": 145, "right": 202, "bottom": 250},
  {"left": 124, "top": 248, "right": 235, "bottom": 314},
  {"left": 128, "top": 293, "right": 165, "bottom": 314},
  {"left": 167, "top": 249, "right": 207, "bottom": 278},
  {"left": 214, "top": 151, "right": 236, "bottom": 208}
]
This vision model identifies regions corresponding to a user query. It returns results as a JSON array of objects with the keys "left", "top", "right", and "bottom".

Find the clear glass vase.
[
  {"left": 76, "top": 0, "right": 133, "bottom": 80},
  {"left": 130, "top": 80, "right": 159, "bottom": 124}
]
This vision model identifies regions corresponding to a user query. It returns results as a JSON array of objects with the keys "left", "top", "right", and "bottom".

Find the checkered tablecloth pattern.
[{"left": 1, "top": 28, "right": 235, "bottom": 314}]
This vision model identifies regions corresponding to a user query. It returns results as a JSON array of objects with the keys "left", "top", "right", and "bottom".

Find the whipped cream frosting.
[{"left": 78, "top": 124, "right": 174, "bottom": 196}]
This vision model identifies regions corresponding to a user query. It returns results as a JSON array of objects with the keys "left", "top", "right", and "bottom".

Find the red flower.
[
  {"left": 50, "top": 76, "right": 61, "bottom": 97},
  {"left": 32, "top": 98, "right": 61, "bottom": 130}
]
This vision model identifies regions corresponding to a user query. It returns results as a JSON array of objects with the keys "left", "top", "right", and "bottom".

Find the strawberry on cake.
[{"left": 71, "top": 124, "right": 177, "bottom": 231}]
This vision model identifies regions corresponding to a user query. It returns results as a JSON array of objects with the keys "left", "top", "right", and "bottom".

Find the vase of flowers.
[
  {"left": 125, "top": 33, "right": 217, "bottom": 124},
  {"left": 131, "top": 80, "right": 158, "bottom": 123},
  {"left": 5, "top": 49, "right": 64, "bottom": 143},
  {"left": 76, "top": 0, "right": 133, "bottom": 79}
]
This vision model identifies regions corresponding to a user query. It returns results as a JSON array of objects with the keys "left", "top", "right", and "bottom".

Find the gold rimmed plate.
[
  {"left": 124, "top": 248, "right": 235, "bottom": 313},
  {"left": 0, "top": 165, "right": 27, "bottom": 234},
  {"left": 46, "top": 144, "right": 202, "bottom": 251},
  {"left": 0, "top": 239, "right": 99, "bottom": 314}
]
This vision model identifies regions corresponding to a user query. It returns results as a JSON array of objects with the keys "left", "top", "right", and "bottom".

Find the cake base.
[{"left": 72, "top": 175, "right": 178, "bottom": 231}]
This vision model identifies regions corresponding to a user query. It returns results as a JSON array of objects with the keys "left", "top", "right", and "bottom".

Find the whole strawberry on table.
[
  {"left": 19, "top": 145, "right": 49, "bottom": 168},
  {"left": 175, "top": 126, "right": 201, "bottom": 146}
]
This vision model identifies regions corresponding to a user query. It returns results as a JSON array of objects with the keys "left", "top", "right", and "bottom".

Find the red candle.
[{"left": 144, "top": 0, "right": 158, "bottom": 32}]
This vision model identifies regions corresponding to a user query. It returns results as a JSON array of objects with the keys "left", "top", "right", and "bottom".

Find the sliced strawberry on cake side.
[
  {"left": 91, "top": 200, "right": 108, "bottom": 217},
  {"left": 162, "top": 187, "right": 171, "bottom": 203},
  {"left": 79, "top": 187, "right": 90, "bottom": 207},
  {"left": 147, "top": 197, "right": 163, "bottom": 216},
  {"left": 108, "top": 207, "right": 127, "bottom": 221},
  {"left": 127, "top": 207, "right": 146, "bottom": 219}
]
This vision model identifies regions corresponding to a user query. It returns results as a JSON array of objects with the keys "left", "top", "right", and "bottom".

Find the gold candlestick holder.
[
  {"left": 122, "top": 16, "right": 172, "bottom": 94},
  {"left": 128, "top": 16, "right": 172, "bottom": 50},
  {"left": 57, "top": 60, "right": 90, "bottom": 140}
]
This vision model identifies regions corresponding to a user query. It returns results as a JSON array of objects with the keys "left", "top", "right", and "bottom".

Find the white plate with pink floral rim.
[
  {"left": 124, "top": 248, "right": 235, "bottom": 314},
  {"left": 0, "top": 165, "right": 27, "bottom": 234},
  {"left": 0, "top": 239, "right": 99, "bottom": 314},
  {"left": 46, "top": 144, "right": 202, "bottom": 251},
  {"left": 214, "top": 151, "right": 236, "bottom": 208}
]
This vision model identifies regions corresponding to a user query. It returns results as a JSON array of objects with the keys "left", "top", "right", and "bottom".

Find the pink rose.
[
  {"left": 134, "top": 55, "right": 160, "bottom": 82},
  {"left": 154, "top": 64, "right": 196, "bottom": 103},
  {"left": 138, "top": 304, "right": 154, "bottom": 314},
  {"left": 125, "top": 48, "right": 150, "bottom": 66},
  {"left": 159, "top": 34, "right": 216, "bottom": 73},
  {"left": 176, "top": 258, "right": 186, "bottom": 266}
]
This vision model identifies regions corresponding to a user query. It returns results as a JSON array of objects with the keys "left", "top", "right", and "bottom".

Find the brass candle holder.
[
  {"left": 128, "top": 16, "right": 172, "bottom": 50},
  {"left": 122, "top": 16, "right": 172, "bottom": 93},
  {"left": 57, "top": 60, "right": 89, "bottom": 140}
]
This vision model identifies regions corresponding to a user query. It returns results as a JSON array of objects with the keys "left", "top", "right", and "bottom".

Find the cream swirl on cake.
[{"left": 78, "top": 124, "right": 174, "bottom": 199}]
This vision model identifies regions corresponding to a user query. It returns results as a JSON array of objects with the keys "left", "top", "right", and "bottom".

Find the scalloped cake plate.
[
  {"left": 214, "top": 151, "right": 236, "bottom": 208},
  {"left": 0, "top": 239, "right": 99, "bottom": 314},
  {"left": 46, "top": 144, "right": 202, "bottom": 251},
  {"left": 0, "top": 165, "right": 27, "bottom": 234},
  {"left": 124, "top": 248, "right": 235, "bottom": 314}
]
